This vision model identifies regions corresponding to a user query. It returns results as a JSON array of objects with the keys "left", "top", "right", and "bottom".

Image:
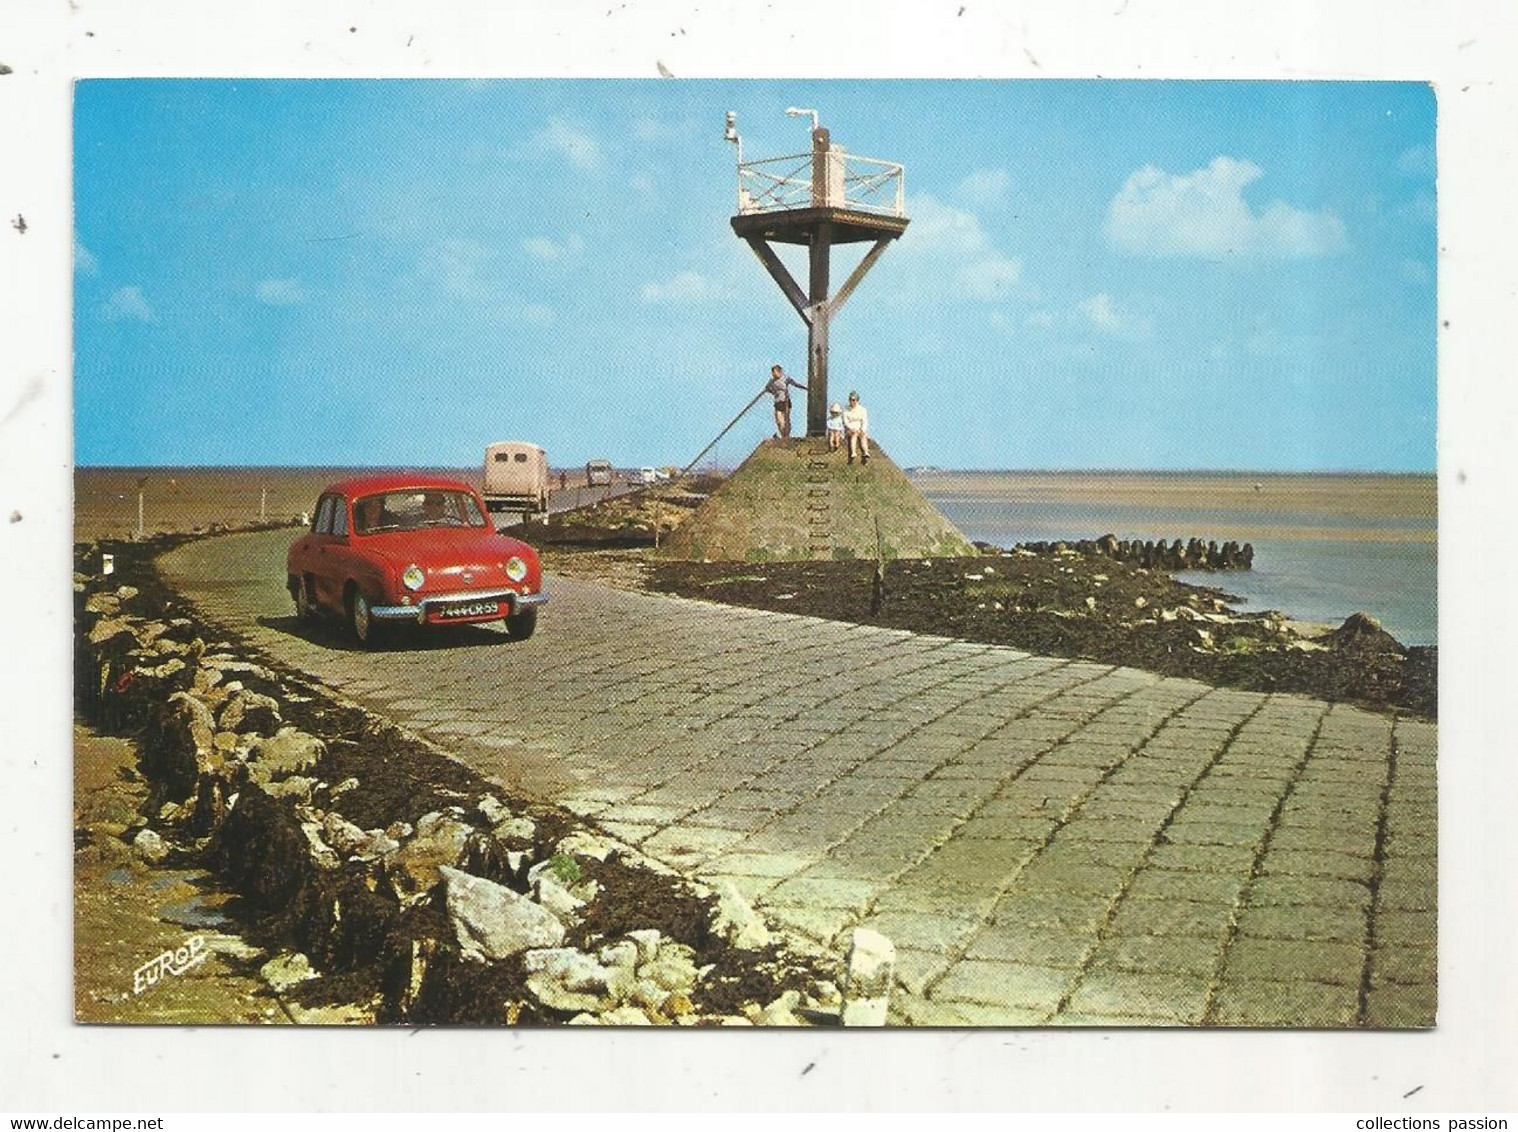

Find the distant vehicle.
[
  {"left": 639, "top": 466, "right": 658, "bottom": 484},
  {"left": 586, "top": 459, "right": 613, "bottom": 486},
  {"left": 287, "top": 473, "right": 546, "bottom": 647},
  {"left": 483, "top": 441, "right": 549, "bottom": 516}
]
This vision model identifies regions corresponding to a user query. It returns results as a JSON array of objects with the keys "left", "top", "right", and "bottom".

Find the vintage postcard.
[{"left": 69, "top": 76, "right": 1439, "bottom": 1035}]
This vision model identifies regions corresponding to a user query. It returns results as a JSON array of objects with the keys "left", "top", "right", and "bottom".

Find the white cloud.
[
  {"left": 74, "top": 240, "right": 99, "bottom": 277},
  {"left": 535, "top": 117, "right": 600, "bottom": 169},
  {"left": 640, "top": 270, "right": 724, "bottom": 304},
  {"left": 1077, "top": 293, "right": 1152, "bottom": 340},
  {"left": 255, "top": 278, "right": 308, "bottom": 306},
  {"left": 1105, "top": 156, "right": 1348, "bottom": 261},
  {"left": 417, "top": 238, "right": 495, "bottom": 298},
  {"left": 522, "top": 234, "right": 584, "bottom": 261},
  {"left": 955, "top": 168, "right": 1011, "bottom": 207},
  {"left": 1025, "top": 310, "right": 1055, "bottom": 329},
  {"left": 101, "top": 286, "right": 154, "bottom": 323},
  {"left": 900, "top": 194, "right": 1023, "bottom": 301}
]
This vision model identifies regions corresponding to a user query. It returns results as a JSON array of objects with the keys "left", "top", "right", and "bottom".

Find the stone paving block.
[
  {"left": 1038, "top": 836, "right": 1152, "bottom": 870},
  {"left": 962, "top": 925, "right": 1094, "bottom": 969},
  {"left": 1125, "top": 869, "right": 1248, "bottom": 905},
  {"left": 1379, "top": 856, "right": 1437, "bottom": 895},
  {"left": 1089, "top": 934, "right": 1222, "bottom": 978},
  {"left": 891, "top": 946, "right": 956, "bottom": 996},
  {"left": 1147, "top": 841, "right": 1256, "bottom": 873},
  {"left": 638, "top": 825, "right": 750, "bottom": 867},
  {"left": 1077, "top": 794, "right": 1177, "bottom": 822},
  {"left": 701, "top": 872, "right": 782, "bottom": 905},
  {"left": 766, "top": 876, "right": 884, "bottom": 915},
  {"left": 1371, "top": 910, "right": 1436, "bottom": 947},
  {"left": 679, "top": 805, "right": 779, "bottom": 834},
  {"left": 1171, "top": 798, "right": 1279, "bottom": 826},
  {"left": 1107, "top": 897, "right": 1234, "bottom": 939},
  {"left": 1221, "top": 937, "right": 1365, "bottom": 986},
  {"left": 1269, "top": 824, "right": 1378, "bottom": 858},
  {"left": 1246, "top": 874, "right": 1372, "bottom": 910},
  {"left": 1235, "top": 903, "right": 1367, "bottom": 943},
  {"left": 1056, "top": 815, "right": 1161, "bottom": 846},
  {"left": 605, "top": 803, "right": 694, "bottom": 825},
  {"left": 594, "top": 821, "right": 660, "bottom": 844},
  {"left": 892, "top": 998, "right": 1051, "bottom": 1027},
  {"left": 1362, "top": 984, "right": 1436, "bottom": 1028},
  {"left": 755, "top": 902, "right": 856, "bottom": 946},
  {"left": 1006, "top": 859, "right": 1132, "bottom": 900},
  {"left": 1090, "top": 782, "right": 1189, "bottom": 807},
  {"left": 1259, "top": 847, "right": 1376, "bottom": 884},
  {"left": 1064, "top": 969, "right": 1211, "bottom": 1024},
  {"left": 1369, "top": 944, "right": 1436, "bottom": 988},
  {"left": 701, "top": 850, "right": 816, "bottom": 879},
  {"left": 930, "top": 959, "right": 1075, "bottom": 1012},
  {"left": 1211, "top": 978, "right": 1360, "bottom": 1027},
  {"left": 901, "top": 835, "right": 1044, "bottom": 883},
  {"left": 991, "top": 891, "right": 1114, "bottom": 935},
  {"left": 865, "top": 883, "right": 1001, "bottom": 920},
  {"left": 1160, "top": 821, "right": 1269, "bottom": 849},
  {"left": 855, "top": 910, "right": 983, "bottom": 957}
]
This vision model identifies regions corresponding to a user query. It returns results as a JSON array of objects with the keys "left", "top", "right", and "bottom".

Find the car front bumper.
[{"left": 370, "top": 588, "right": 549, "bottom": 622}]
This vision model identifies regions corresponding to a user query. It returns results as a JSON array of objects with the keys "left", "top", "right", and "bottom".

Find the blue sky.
[{"left": 73, "top": 79, "right": 1436, "bottom": 470}]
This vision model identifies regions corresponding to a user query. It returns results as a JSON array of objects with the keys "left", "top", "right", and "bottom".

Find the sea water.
[{"left": 919, "top": 477, "right": 1437, "bottom": 647}]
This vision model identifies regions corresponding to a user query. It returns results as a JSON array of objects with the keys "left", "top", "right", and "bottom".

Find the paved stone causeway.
[{"left": 160, "top": 530, "right": 1437, "bottom": 1027}]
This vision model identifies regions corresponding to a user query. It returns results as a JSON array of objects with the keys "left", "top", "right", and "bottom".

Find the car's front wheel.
[
  {"left": 348, "top": 587, "right": 382, "bottom": 648},
  {"left": 504, "top": 607, "right": 537, "bottom": 641}
]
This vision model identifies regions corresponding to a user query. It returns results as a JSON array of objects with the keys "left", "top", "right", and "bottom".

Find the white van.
[
  {"left": 639, "top": 466, "right": 658, "bottom": 484},
  {"left": 483, "top": 441, "right": 549, "bottom": 515}
]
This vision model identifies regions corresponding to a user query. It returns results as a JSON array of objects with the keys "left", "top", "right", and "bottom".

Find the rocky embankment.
[
  {"left": 74, "top": 533, "right": 884, "bottom": 1026},
  {"left": 1008, "top": 533, "right": 1255, "bottom": 571}
]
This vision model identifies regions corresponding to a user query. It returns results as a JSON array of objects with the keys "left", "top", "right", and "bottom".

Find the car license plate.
[{"left": 433, "top": 599, "right": 501, "bottom": 621}]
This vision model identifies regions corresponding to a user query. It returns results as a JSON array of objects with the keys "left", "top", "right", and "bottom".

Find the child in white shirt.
[{"left": 825, "top": 403, "right": 845, "bottom": 451}]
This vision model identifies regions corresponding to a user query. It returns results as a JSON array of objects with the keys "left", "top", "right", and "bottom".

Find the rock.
[
  {"left": 329, "top": 777, "right": 359, "bottom": 799},
  {"left": 492, "top": 816, "right": 537, "bottom": 844},
  {"left": 114, "top": 585, "right": 140, "bottom": 603},
  {"left": 1327, "top": 612, "right": 1406, "bottom": 654},
  {"left": 440, "top": 866, "right": 566, "bottom": 960},
  {"left": 534, "top": 874, "right": 586, "bottom": 924},
  {"left": 142, "top": 691, "right": 219, "bottom": 800},
  {"left": 387, "top": 816, "right": 473, "bottom": 906},
  {"left": 260, "top": 951, "right": 317, "bottom": 992},
  {"left": 1134, "top": 596, "right": 1148, "bottom": 609},
  {"left": 156, "top": 801, "right": 185, "bottom": 824},
  {"left": 192, "top": 665, "right": 224, "bottom": 694},
  {"left": 626, "top": 929, "right": 662, "bottom": 964},
  {"left": 245, "top": 727, "right": 325, "bottom": 786},
  {"left": 131, "top": 828, "right": 169, "bottom": 863},
  {"left": 219, "top": 689, "right": 283, "bottom": 736},
  {"left": 299, "top": 822, "right": 342, "bottom": 870},
  {"left": 320, "top": 812, "right": 372, "bottom": 858},
  {"left": 597, "top": 1005, "right": 654, "bottom": 1026},
  {"left": 476, "top": 795, "right": 512, "bottom": 827},
  {"left": 555, "top": 830, "right": 615, "bottom": 861},
  {"left": 522, "top": 947, "right": 613, "bottom": 1013},
  {"left": 598, "top": 940, "right": 639, "bottom": 970},
  {"left": 88, "top": 617, "right": 137, "bottom": 648},
  {"left": 711, "top": 880, "right": 772, "bottom": 950},
  {"left": 758, "top": 989, "right": 807, "bottom": 1027},
  {"left": 84, "top": 593, "right": 121, "bottom": 616},
  {"left": 640, "top": 943, "right": 699, "bottom": 993},
  {"left": 841, "top": 928, "right": 896, "bottom": 1027},
  {"left": 262, "top": 775, "right": 317, "bottom": 803},
  {"left": 1085, "top": 595, "right": 1097, "bottom": 611}
]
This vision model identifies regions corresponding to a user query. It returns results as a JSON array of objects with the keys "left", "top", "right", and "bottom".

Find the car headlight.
[
  {"left": 504, "top": 556, "right": 528, "bottom": 583},
  {"left": 402, "top": 564, "right": 425, "bottom": 591}
]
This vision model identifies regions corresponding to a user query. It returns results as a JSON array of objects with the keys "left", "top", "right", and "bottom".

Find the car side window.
[
  {"left": 332, "top": 497, "right": 349, "bottom": 537},
  {"left": 314, "top": 496, "right": 334, "bottom": 534}
]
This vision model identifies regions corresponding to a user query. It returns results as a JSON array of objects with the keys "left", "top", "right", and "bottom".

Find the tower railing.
[{"left": 736, "top": 150, "right": 905, "bottom": 217}]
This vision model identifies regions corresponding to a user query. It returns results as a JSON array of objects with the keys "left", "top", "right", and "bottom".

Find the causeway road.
[{"left": 159, "top": 529, "right": 1437, "bottom": 1027}]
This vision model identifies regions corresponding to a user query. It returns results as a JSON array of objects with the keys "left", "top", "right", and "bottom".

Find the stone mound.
[
  {"left": 1326, "top": 612, "right": 1407, "bottom": 654},
  {"left": 659, "top": 438, "right": 976, "bottom": 562}
]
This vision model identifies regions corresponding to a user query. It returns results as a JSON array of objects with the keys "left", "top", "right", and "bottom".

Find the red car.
[{"left": 287, "top": 474, "right": 547, "bottom": 646}]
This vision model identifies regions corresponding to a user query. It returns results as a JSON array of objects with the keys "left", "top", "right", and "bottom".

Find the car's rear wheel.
[
  {"left": 292, "top": 575, "right": 315, "bottom": 622},
  {"left": 504, "top": 607, "right": 537, "bottom": 641},
  {"left": 348, "top": 586, "right": 382, "bottom": 647}
]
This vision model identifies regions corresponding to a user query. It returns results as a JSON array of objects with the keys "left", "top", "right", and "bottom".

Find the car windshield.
[{"left": 352, "top": 490, "right": 487, "bottom": 534}]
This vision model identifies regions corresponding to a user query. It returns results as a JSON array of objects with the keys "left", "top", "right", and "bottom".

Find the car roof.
[{"left": 322, "top": 473, "right": 481, "bottom": 497}]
